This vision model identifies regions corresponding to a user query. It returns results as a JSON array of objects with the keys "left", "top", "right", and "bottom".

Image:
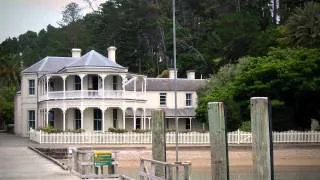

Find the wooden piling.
[
  {"left": 250, "top": 97, "right": 274, "bottom": 180},
  {"left": 151, "top": 109, "right": 166, "bottom": 177},
  {"left": 208, "top": 102, "right": 229, "bottom": 180}
]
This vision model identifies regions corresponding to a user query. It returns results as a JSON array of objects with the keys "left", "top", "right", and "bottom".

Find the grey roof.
[
  {"left": 126, "top": 108, "right": 195, "bottom": 117},
  {"left": 65, "top": 50, "right": 124, "bottom": 69},
  {"left": 127, "top": 78, "right": 207, "bottom": 91},
  {"left": 23, "top": 57, "right": 75, "bottom": 73},
  {"left": 23, "top": 50, "right": 125, "bottom": 74}
]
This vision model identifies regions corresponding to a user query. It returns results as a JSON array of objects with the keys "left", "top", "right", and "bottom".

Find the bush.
[
  {"left": 66, "top": 129, "right": 85, "bottom": 133},
  {"left": 40, "top": 126, "right": 60, "bottom": 133},
  {"left": 108, "top": 128, "right": 128, "bottom": 133},
  {"left": 132, "top": 129, "right": 150, "bottom": 133},
  {"left": 239, "top": 121, "right": 251, "bottom": 132}
]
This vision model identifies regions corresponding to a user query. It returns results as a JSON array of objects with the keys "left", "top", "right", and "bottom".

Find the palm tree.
[{"left": 284, "top": 2, "right": 320, "bottom": 48}]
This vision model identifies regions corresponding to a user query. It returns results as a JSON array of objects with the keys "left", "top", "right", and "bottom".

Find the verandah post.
[
  {"left": 208, "top": 102, "right": 229, "bottom": 180},
  {"left": 250, "top": 97, "right": 274, "bottom": 180}
]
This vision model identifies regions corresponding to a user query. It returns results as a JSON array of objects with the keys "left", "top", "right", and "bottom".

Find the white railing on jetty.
[{"left": 29, "top": 129, "right": 320, "bottom": 144}]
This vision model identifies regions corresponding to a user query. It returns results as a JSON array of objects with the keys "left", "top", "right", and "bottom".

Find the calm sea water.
[{"left": 118, "top": 166, "right": 320, "bottom": 180}]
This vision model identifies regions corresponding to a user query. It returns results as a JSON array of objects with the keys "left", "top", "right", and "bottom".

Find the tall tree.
[{"left": 60, "top": 2, "right": 82, "bottom": 26}]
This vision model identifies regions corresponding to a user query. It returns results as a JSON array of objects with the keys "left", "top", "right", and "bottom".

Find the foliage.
[
  {"left": 60, "top": 2, "right": 82, "bottom": 26},
  {"left": 239, "top": 121, "right": 251, "bottom": 132},
  {"left": 108, "top": 128, "right": 128, "bottom": 133},
  {"left": 284, "top": 2, "right": 320, "bottom": 48},
  {"left": 132, "top": 129, "right": 150, "bottom": 133},
  {"left": 66, "top": 129, "right": 85, "bottom": 133},
  {"left": 0, "top": 87, "right": 16, "bottom": 125},
  {"left": 40, "top": 126, "right": 61, "bottom": 133},
  {"left": 197, "top": 48, "right": 320, "bottom": 131}
]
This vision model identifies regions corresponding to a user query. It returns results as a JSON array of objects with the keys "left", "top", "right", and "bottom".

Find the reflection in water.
[{"left": 119, "top": 166, "right": 320, "bottom": 180}]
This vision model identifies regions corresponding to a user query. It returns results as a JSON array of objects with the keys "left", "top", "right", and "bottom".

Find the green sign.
[{"left": 94, "top": 151, "right": 112, "bottom": 166}]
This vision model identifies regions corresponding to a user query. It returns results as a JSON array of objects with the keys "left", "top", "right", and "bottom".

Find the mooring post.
[
  {"left": 151, "top": 109, "right": 166, "bottom": 177},
  {"left": 250, "top": 97, "right": 274, "bottom": 180},
  {"left": 208, "top": 102, "right": 229, "bottom": 180}
]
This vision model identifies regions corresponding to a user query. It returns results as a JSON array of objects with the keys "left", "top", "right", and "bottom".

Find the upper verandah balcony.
[{"left": 38, "top": 73, "right": 146, "bottom": 101}]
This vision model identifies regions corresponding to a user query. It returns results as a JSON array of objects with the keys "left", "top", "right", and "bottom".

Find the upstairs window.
[
  {"left": 29, "top": 79, "right": 35, "bottom": 95},
  {"left": 28, "top": 110, "right": 35, "bottom": 130},
  {"left": 160, "top": 92, "right": 167, "bottom": 106},
  {"left": 186, "top": 93, "right": 192, "bottom": 107},
  {"left": 74, "top": 76, "right": 81, "bottom": 90}
]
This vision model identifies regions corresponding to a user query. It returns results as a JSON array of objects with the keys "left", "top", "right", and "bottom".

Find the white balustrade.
[
  {"left": 29, "top": 130, "right": 320, "bottom": 144},
  {"left": 40, "top": 90, "right": 145, "bottom": 101}
]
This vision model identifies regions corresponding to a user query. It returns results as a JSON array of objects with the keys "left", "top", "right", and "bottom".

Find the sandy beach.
[{"left": 115, "top": 147, "right": 320, "bottom": 168}]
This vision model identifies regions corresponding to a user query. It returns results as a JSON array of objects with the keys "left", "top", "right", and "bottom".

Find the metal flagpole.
[{"left": 172, "top": 0, "right": 179, "bottom": 179}]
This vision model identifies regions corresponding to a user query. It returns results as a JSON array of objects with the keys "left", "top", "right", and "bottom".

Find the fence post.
[
  {"left": 208, "top": 102, "right": 229, "bottom": 180},
  {"left": 39, "top": 130, "right": 42, "bottom": 144},
  {"left": 237, "top": 129, "right": 240, "bottom": 144},
  {"left": 151, "top": 109, "right": 166, "bottom": 177},
  {"left": 251, "top": 97, "right": 274, "bottom": 180}
]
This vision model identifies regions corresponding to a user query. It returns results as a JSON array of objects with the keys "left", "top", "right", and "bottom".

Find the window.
[
  {"left": 160, "top": 93, "right": 167, "bottom": 106},
  {"left": 186, "top": 93, "right": 192, "bottom": 107},
  {"left": 93, "top": 108, "right": 102, "bottom": 131},
  {"left": 49, "top": 110, "right": 54, "bottom": 127},
  {"left": 185, "top": 118, "right": 191, "bottom": 130},
  {"left": 28, "top": 110, "right": 35, "bottom": 130},
  {"left": 113, "top": 109, "right": 117, "bottom": 128},
  {"left": 74, "top": 76, "right": 81, "bottom": 90},
  {"left": 29, "top": 79, "right": 35, "bottom": 95},
  {"left": 136, "top": 118, "right": 141, "bottom": 129},
  {"left": 166, "top": 118, "right": 169, "bottom": 129},
  {"left": 112, "top": 76, "right": 117, "bottom": 90},
  {"left": 75, "top": 109, "right": 81, "bottom": 130}
]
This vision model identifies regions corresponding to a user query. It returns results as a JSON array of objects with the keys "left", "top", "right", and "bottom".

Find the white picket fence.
[{"left": 29, "top": 129, "right": 320, "bottom": 144}]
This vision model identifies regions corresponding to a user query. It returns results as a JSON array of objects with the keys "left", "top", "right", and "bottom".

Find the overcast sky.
[{"left": 0, "top": 0, "right": 105, "bottom": 43}]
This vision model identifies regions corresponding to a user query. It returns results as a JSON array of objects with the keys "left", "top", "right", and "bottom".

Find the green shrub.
[
  {"left": 132, "top": 129, "right": 150, "bottom": 133},
  {"left": 108, "top": 128, "right": 128, "bottom": 133},
  {"left": 65, "top": 129, "right": 85, "bottom": 133},
  {"left": 239, "top": 121, "right": 251, "bottom": 132},
  {"left": 40, "top": 126, "right": 60, "bottom": 133}
]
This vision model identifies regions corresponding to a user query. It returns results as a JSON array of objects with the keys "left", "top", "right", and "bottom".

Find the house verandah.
[
  {"left": 37, "top": 106, "right": 148, "bottom": 132},
  {"left": 36, "top": 106, "right": 198, "bottom": 132}
]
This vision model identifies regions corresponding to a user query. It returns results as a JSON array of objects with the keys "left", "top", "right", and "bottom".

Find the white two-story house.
[{"left": 14, "top": 47, "right": 206, "bottom": 137}]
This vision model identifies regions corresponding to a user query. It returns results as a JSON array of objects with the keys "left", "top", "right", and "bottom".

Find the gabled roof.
[
  {"left": 126, "top": 78, "right": 207, "bottom": 91},
  {"left": 65, "top": 50, "right": 124, "bottom": 69},
  {"left": 23, "top": 57, "right": 75, "bottom": 73}
]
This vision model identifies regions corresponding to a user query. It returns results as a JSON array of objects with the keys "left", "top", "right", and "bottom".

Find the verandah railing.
[{"left": 29, "top": 129, "right": 320, "bottom": 144}]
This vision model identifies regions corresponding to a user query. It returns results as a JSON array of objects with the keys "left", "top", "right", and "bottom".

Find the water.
[{"left": 118, "top": 166, "right": 320, "bottom": 180}]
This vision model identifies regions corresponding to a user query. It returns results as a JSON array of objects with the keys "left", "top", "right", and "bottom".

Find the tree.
[
  {"left": 284, "top": 2, "right": 320, "bottom": 48},
  {"left": 197, "top": 48, "right": 320, "bottom": 131},
  {"left": 60, "top": 2, "right": 82, "bottom": 26}
]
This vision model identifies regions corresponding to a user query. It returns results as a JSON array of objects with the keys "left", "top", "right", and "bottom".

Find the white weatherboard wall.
[
  {"left": 17, "top": 74, "right": 38, "bottom": 137},
  {"left": 145, "top": 91, "right": 197, "bottom": 109}
]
